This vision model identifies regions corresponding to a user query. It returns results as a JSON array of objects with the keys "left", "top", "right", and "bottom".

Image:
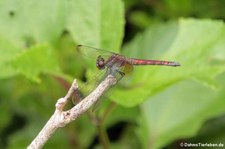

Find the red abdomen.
[{"left": 129, "top": 58, "right": 180, "bottom": 67}]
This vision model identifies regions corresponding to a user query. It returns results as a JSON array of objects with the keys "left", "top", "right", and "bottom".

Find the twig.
[{"left": 27, "top": 75, "right": 117, "bottom": 149}]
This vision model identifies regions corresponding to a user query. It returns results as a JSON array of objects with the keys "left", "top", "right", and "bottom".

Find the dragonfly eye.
[{"left": 96, "top": 55, "right": 105, "bottom": 70}]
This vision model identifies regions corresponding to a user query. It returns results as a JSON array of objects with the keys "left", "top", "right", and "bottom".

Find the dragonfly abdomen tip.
[{"left": 171, "top": 62, "right": 181, "bottom": 67}]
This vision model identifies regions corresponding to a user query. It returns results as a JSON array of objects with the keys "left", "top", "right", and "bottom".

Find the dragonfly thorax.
[{"left": 96, "top": 55, "right": 105, "bottom": 70}]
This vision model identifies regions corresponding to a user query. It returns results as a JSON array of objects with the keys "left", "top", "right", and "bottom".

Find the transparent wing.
[
  {"left": 72, "top": 69, "right": 116, "bottom": 111},
  {"left": 74, "top": 45, "right": 134, "bottom": 110},
  {"left": 77, "top": 45, "right": 118, "bottom": 69},
  {"left": 77, "top": 44, "right": 133, "bottom": 75},
  {"left": 77, "top": 45, "right": 118, "bottom": 57},
  {"left": 72, "top": 70, "right": 106, "bottom": 105},
  {"left": 77, "top": 45, "right": 116, "bottom": 64}
]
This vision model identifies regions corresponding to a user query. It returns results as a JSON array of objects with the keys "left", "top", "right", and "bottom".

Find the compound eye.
[{"left": 96, "top": 56, "right": 105, "bottom": 70}]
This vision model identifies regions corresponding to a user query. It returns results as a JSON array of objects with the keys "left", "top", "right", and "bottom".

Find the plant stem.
[{"left": 97, "top": 121, "right": 110, "bottom": 149}]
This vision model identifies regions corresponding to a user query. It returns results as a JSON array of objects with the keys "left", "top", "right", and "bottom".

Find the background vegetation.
[{"left": 0, "top": 0, "right": 225, "bottom": 148}]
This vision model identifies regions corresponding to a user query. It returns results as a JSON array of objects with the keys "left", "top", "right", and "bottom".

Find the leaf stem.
[{"left": 97, "top": 119, "right": 110, "bottom": 149}]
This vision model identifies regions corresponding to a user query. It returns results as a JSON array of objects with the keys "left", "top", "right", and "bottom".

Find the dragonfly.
[
  {"left": 77, "top": 45, "right": 180, "bottom": 79},
  {"left": 73, "top": 45, "right": 180, "bottom": 106}
]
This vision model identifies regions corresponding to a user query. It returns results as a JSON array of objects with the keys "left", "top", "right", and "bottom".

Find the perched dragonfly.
[
  {"left": 77, "top": 45, "right": 180, "bottom": 79},
  {"left": 73, "top": 45, "right": 180, "bottom": 106}
]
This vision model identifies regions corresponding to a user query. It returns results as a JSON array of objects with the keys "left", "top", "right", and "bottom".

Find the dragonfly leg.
[
  {"left": 116, "top": 70, "right": 125, "bottom": 81},
  {"left": 105, "top": 68, "right": 124, "bottom": 81}
]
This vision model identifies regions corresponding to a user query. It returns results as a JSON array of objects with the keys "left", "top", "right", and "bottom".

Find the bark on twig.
[{"left": 27, "top": 75, "right": 117, "bottom": 149}]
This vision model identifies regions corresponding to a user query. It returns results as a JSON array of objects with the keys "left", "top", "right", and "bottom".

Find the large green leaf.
[
  {"left": 0, "top": 0, "right": 66, "bottom": 47},
  {"left": 112, "top": 19, "right": 225, "bottom": 107},
  {"left": 66, "top": 0, "right": 124, "bottom": 51},
  {"left": 0, "top": 0, "right": 125, "bottom": 82},
  {"left": 0, "top": 43, "right": 61, "bottom": 82},
  {"left": 140, "top": 73, "right": 225, "bottom": 149}
]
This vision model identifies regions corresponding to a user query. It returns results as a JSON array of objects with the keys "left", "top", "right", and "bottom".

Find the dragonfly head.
[{"left": 96, "top": 55, "right": 105, "bottom": 70}]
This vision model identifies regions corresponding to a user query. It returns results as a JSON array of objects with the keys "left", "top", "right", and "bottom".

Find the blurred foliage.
[{"left": 0, "top": 0, "right": 225, "bottom": 149}]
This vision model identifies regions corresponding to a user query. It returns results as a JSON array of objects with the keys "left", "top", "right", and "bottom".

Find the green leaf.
[
  {"left": 140, "top": 73, "right": 225, "bottom": 149},
  {"left": 0, "top": 0, "right": 66, "bottom": 47},
  {"left": 0, "top": 34, "right": 22, "bottom": 78},
  {"left": 66, "top": 0, "right": 124, "bottom": 51},
  {"left": 111, "top": 19, "right": 225, "bottom": 107},
  {"left": 7, "top": 122, "right": 70, "bottom": 149},
  {"left": 189, "top": 116, "right": 225, "bottom": 144},
  {"left": 8, "top": 44, "right": 61, "bottom": 82}
]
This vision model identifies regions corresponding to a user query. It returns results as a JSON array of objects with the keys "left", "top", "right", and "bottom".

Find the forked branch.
[{"left": 27, "top": 75, "right": 117, "bottom": 149}]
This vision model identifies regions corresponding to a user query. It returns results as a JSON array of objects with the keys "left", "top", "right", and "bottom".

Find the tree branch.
[{"left": 27, "top": 75, "right": 117, "bottom": 149}]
